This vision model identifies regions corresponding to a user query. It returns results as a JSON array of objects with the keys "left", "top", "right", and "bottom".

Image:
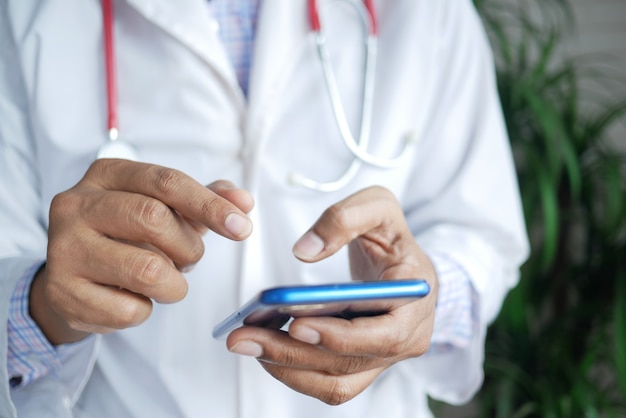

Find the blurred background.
[{"left": 433, "top": 0, "right": 626, "bottom": 416}]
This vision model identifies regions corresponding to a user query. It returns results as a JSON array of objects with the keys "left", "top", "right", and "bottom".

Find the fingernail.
[
  {"left": 225, "top": 213, "right": 252, "bottom": 238},
  {"left": 290, "top": 326, "right": 321, "bottom": 345},
  {"left": 230, "top": 341, "right": 263, "bottom": 357},
  {"left": 180, "top": 264, "right": 196, "bottom": 273},
  {"left": 293, "top": 231, "right": 324, "bottom": 260}
]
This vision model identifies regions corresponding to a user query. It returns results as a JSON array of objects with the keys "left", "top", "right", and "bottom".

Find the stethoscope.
[
  {"left": 290, "top": 0, "right": 416, "bottom": 191},
  {"left": 97, "top": 0, "right": 137, "bottom": 161},
  {"left": 97, "top": 0, "right": 415, "bottom": 190}
]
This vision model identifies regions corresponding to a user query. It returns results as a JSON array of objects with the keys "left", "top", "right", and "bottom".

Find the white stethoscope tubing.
[
  {"left": 316, "top": 14, "right": 404, "bottom": 168},
  {"left": 289, "top": 159, "right": 362, "bottom": 193},
  {"left": 289, "top": 0, "right": 415, "bottom": 192}
]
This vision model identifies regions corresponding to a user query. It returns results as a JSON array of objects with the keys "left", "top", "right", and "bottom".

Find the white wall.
[
  {"left": 565, "top": 0, "right": 626, "bottom": 149},
  {"left": 566, "top": 0, "right": 626, "bottom": 69}
]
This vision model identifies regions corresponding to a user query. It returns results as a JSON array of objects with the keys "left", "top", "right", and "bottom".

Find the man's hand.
[
  {"left": 30, "top": 159, "right": 254, "bottom": 345},
  {"left": 226, "top": 186, "right": 438, "bottom": 405}
]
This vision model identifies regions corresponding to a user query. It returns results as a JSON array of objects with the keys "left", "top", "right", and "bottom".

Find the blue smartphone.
[{"left": 212, "top": 279, "right": 430, "bottom": 339}]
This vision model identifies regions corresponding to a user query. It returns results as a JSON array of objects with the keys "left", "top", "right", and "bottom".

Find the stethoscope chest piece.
[{"left": 96, "top": 139, "right": 138, "bottom": 161}]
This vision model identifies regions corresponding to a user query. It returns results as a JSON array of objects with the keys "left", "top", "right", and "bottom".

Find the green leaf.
[
  {"left": 484, "top": 358, "right": 538, "bottom": 401},
  {"left": 561, "top": 135, "right": 582, "bottom": 201},
  {"left": 511, "top": 402, "right": 538, "bottom": 418},
  {"left": 520, "top": 87, "right": 568, "bottom": 182},
  {"left": 537, "top": 165, "right": 560, "bottom": 269},
  {"left": 496, "top": 379, "right": 514, "bottom": 418},
  {"left": 615, "top": 271, "right": 626, "bottom": 398},
  {"left": 603, "top": 157, "right": 625, "bottom": 232}
]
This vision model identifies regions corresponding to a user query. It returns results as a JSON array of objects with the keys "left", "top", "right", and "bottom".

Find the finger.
[
  {"left": 207, "top": 180, "right": 255, "bottom": 214},
  {"left": 226, "top": 327, "right": 385, "bottom": 376},
  {"left": 46, "top": 277, "right": 153, "bottom": 333},
  {"left": 68, "top": 233, "right": 189, "bottom": 304},
  {"left": 288, "top": 307, "right": 434, "bottom": 359},
  {"left": 78, "top": 189, "right": 204, "bottom": 269},
  {"left": 181, "top": 180, "right": 255, "bottom": 236},
  {"left": 83, "top": 160, "right": 252, "bottom": 240},
  {"left": 259, "top": 361, "right": 385, "bottom": 406},
  {"left": 292, "top": 186, "right": 408, "bottom": 262}
]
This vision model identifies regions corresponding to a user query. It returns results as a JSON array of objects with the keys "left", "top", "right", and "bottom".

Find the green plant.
[{"left": 466, "top": 0, "right": 626, "bottom": 417}]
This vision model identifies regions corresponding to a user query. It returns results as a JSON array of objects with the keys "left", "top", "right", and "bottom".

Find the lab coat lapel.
[
  {"left": 246, "top": 0, "right": 309, "bottom": 142},
  {"left": 123, "top": 0, "right": 242, "bottom": 103}
]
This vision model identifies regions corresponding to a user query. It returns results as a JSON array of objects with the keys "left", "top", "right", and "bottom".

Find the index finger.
[
  {"left": 292, "top": 186, "right": 407, "bottom": 261},
  {"left": 83, "top": 159, "right": 252, "bottom": 240}
]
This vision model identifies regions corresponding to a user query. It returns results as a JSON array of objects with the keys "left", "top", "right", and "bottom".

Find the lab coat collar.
[
  {"left": 246, "top": 0, "right": 309, "bottom": 142},
  {"left": 122, "top": 0, "right": 310, "bottom": 154},
  {"left": 124, "top": 0, "right": 245, "bottom": 108}
]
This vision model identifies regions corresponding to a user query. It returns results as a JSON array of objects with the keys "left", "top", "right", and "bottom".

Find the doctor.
[{"left": 0, "top": 0, "right": 529, "bottom": 417}]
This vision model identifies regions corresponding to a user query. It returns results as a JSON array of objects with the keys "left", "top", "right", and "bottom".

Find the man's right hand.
[{"left": 29, "top": 159, "right": 254, "bottom": 346}]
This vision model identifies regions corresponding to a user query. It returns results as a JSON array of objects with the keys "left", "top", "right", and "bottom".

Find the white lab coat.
[{"left": 0, "top": 0, "right": 529, "bottom": 417}]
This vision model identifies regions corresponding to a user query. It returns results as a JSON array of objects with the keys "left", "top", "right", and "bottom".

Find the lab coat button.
[{"left": 9, "top": 375, "right": 22, "bottom": 387}]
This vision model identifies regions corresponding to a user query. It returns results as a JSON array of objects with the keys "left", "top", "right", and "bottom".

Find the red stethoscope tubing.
[
  {"left": 307, "top": 0, "right": 377, "bottom": 35},
  {"left": 102, "top": 0, "right": 118, "bottom": 140}
]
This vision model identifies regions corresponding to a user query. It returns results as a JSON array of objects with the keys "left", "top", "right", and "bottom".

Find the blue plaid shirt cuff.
[
  {"left": 7, "top": 262, "right": 90, "bottom": 388},
  {"left": 428, "top": 252, "right": 479, "bottom": 352}
]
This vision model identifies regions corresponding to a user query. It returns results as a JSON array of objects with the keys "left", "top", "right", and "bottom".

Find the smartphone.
[{"left": 212, "top": 279, "right": 430, "bottom": 339}]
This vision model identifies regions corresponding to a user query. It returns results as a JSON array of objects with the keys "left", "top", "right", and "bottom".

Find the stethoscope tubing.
[
  {"left": 98, "top": 0, "right": 415, "bottom": 189},
  {"left": 289, "top": 0, "right": 415, "bottom": 191},
  {"left": 314, "top": 30, "right": 409, "bottom": 169},
  {"left": 306, "top": 0, "right": 416, "bottom": 171},
  {"left": 102, "top": 0, "right": 118, "bottom": 141}
]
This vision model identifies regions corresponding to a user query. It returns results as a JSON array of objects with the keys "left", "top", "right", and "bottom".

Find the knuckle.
[
  {"left": 131, "top": 253, "right": 168, "bottom": 289},
  {"left": 136, "top": 199, "right": 171, "bottom": 234},
  {"left": 87, "top": 158, "right": 108, "bottom": 176},
  {"left": 272, "top": 345, "right": 300, "bottom": 367},
  {"left": 323, "top": 203, "right": 350, "bottom": 226},
  {"left": 199, "top": 195, "right": 221, "bottom": 221},
  {"left": 49, "top": 191, "right": 80, "bottom": 218},
  {"left": 158, "top": 274, "right": 188, "bottom": 303},
  {"left": 113, "top": 300, "right": 149, "bottom": 328},
  {"left": 46, "top": 238, "right": 90, "bottom": 289},
  {"left": 333, "top": 356, "right": 368, "bottom": 375},
  {"left": 187, "top": 238, "right": 205, "bottom": 264},
  {"left": 320, "top": 378, "right": 355, "bottom": 406},
  {"left": 152, "top": 166, "right": 183, "bottom": 196}
]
